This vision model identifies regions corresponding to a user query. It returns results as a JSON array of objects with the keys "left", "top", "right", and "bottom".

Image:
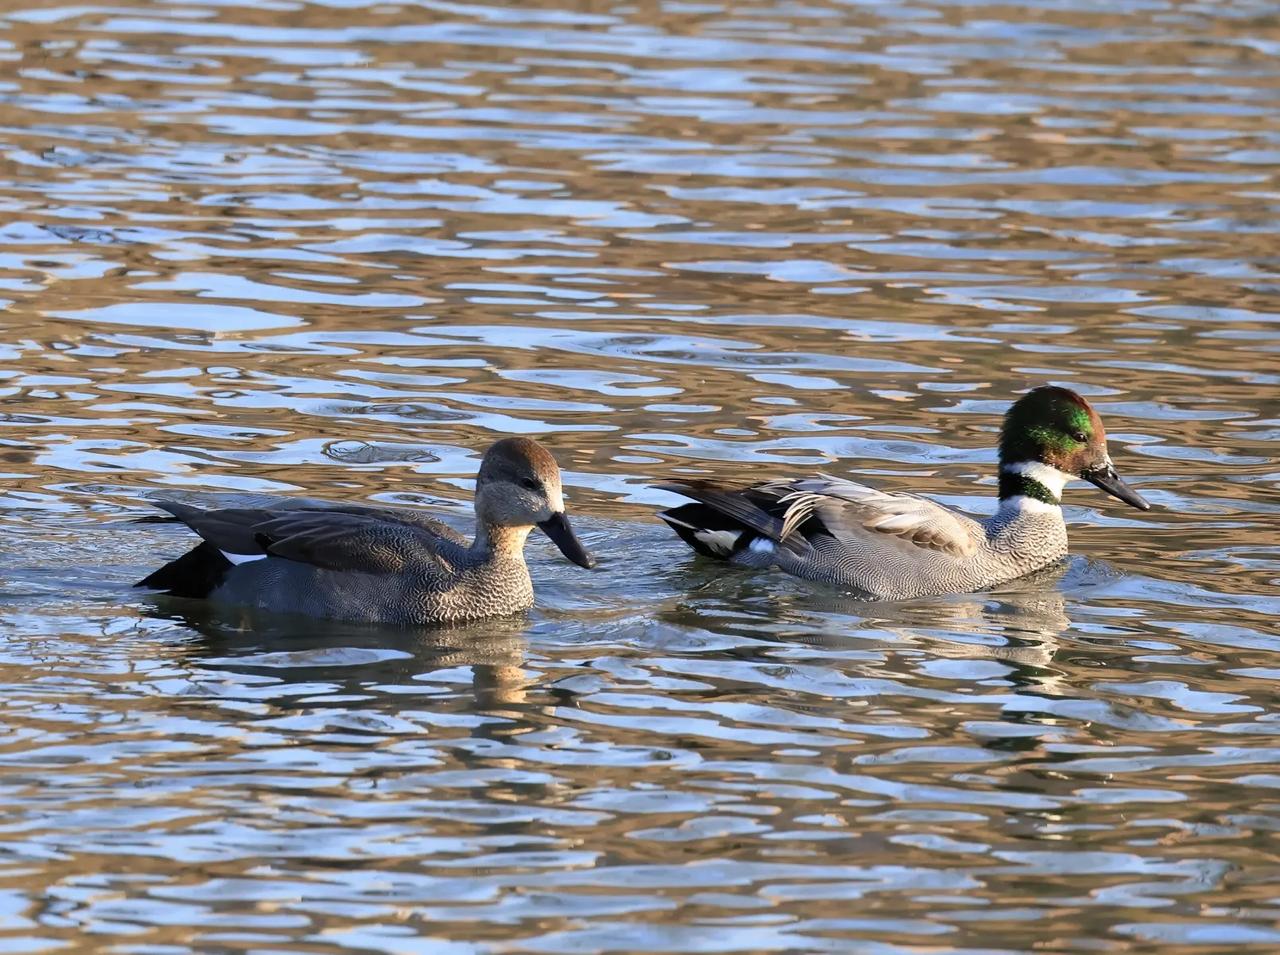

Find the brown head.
[
  {"left": 998, "top": 386, "right": 1150, "bottom": 509},
  {"left": 474, "top": 437, "right": 595, "bottom": 567}
]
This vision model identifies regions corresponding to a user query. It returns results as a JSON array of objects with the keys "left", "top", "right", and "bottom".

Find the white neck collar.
[{"left": 997, "top": 495, "right": 1062, "bottom": 516}]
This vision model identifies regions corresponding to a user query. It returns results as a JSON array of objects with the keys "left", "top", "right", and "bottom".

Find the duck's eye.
[
  {"left": 520, "top": 477, "right": 541, "bottom": 491},
  {"left": 1071, "top": 430, "right": 1088, "bottom": 442}
]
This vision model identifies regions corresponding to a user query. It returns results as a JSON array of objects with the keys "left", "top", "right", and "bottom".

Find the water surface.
[{"left": 1, "top": 0, "right": 1279, "bottom": 952}]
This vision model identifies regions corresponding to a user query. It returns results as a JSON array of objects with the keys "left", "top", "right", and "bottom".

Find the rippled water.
[{"left": 1, "top": 0, "right": 1279, "bottom": 951}]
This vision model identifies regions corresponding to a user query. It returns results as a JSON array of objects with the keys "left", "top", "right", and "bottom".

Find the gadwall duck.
[
  {"left": 655, "top": 386, "right": 1150, "bottom": 599},
  {"left": 137, "top": 437, "right": 595, "bottom": 625}
]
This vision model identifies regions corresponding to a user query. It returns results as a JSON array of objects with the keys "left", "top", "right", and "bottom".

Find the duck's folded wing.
[
  {"left": 150, "top": 501, "right": 456, "bottom": 574},
  {"left": 140, "top": 493, "right": 469, "bottom": 545},
  {"left": 254, "top": 512, "right": 446, "bottom": 573},
  {"left": 760, "top": 475, "right": 981, "bottom": 558},
  {"left": 257, "top": 500, "right": 469, "bottom": 546}
]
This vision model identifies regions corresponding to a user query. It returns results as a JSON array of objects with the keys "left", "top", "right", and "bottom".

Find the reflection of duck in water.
[
  {"left": 903, "top": 581, "right": 1072, "bottom": 691},
  {"left": 656, "top": 387, "right": 1150, "bottom": 599},
  {"left": 163, "top": 601, "right": 538, "bottom": 716},
  {"left": 135, "top": 438, "right": 595, "bottom": 626},
  {"left": 696, "top": 565, "right": 1073, "bottom": 687},
  {"left": 164, "top": 605, "right": 562, "bottom": 806}
]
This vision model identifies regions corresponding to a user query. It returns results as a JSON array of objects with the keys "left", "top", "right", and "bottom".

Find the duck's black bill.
[
  {"left": 539, "top": 512, "right": 596, "bottom": 568},
  {"left": 1083, "top": 463, "right": 1151, "bottom": 511}
]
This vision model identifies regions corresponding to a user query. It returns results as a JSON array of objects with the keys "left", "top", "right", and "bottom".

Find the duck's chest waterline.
[{"left": 210, "top": 556, "right": 536, "bottom": 626}]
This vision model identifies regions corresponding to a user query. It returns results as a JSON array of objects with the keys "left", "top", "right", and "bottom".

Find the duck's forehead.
[{"left": 529, "top": 446, "right": 561, "bottom": 481}]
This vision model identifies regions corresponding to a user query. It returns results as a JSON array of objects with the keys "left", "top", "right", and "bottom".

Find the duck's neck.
[
  {"left": 997, "top": 460, "right": 1069, "bottom": 515},
  {"left": 472, "top": 522, "right": 533, "bottom": 563}
]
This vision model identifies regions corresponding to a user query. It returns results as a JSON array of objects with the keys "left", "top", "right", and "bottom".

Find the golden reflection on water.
[{"left": 0, "top": 0, "right": 1279, "bottom": 951}]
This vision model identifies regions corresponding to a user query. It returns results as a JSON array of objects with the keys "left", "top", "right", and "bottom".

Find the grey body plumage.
[
  {"left": 656, "top": 387, "right": 1150, "bottom": 600},
  {"left": 137, "top": 438, "right": 594, "bottom": 626}
]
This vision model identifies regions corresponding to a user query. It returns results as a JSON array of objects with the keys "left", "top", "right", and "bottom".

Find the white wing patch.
[
  {"left": 662, "top": 511, "right": 743, "bottom": 557},
  {"left": 221, "top": 551, "right": 267, "bottom": 565},
  {"left": 693, "top": 529, "right": 742, "bottom": 557}
]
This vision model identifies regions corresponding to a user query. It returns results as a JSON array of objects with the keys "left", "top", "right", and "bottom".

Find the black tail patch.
[
  {"left": 658, "top": 502, "right": 757, "bottom": 560},
  {"left": 655, "top": 480, "right": 787, "bottom": 542},
  {"left": 136, "top": 541, "right": 233, "bottom": 599}
]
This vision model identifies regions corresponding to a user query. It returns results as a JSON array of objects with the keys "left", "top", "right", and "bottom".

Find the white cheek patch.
[
  {"left": 1002, "top": 460, "right": 1071, "bottom": 497},
  {"left": 221, "top": 551, "right": 267, "bottom": 565}
]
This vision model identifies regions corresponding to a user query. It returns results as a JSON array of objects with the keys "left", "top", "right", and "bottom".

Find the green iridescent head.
[
  {"left": 999, "top": 386, "right": 1150, "bottom": 510},
  {"left": 1000, "top": 386, "right": 1100, "bottom": 472}
]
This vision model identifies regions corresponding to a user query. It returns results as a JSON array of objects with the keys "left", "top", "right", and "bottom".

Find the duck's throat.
[
  {"left": 473, "top": 523, "right": 533, "bottom": 561},
  {"left": 998, "top": 461, "right": 1069, "bottom": 508}
]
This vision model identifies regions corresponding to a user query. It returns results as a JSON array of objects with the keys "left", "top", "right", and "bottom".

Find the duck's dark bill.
[
  {"left": 539, "top": 512, "right": 596, "bottom": 568},
  {"left": 1083, "top": 463, "right": 1151, "bottom": 511}
]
